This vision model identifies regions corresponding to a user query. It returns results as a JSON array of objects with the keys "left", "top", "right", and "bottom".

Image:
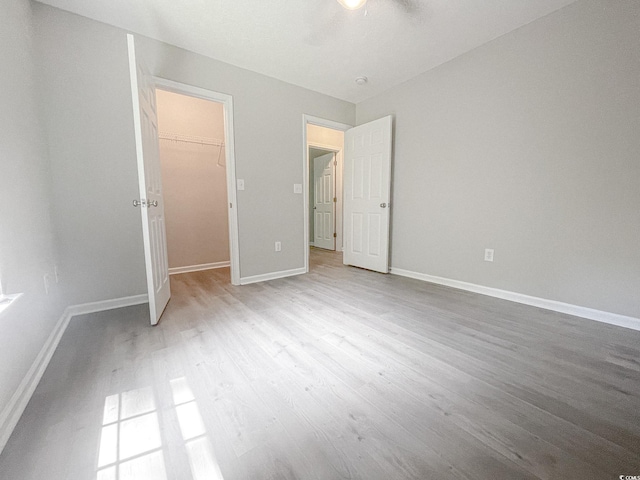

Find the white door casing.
[
  {"left": 152, "top": 77, "right": 241, "bottom": 286},
  {"left": 343, "top": 115, "right": 393, "bottom": 273},
  {"left": 127, "top": 34, "right": 171, "bottom": 325},
  {"left": 302, "top": 115, "right": 351, "bottom": 273},
  {"left": 313, "top": 153, "right": 335, "bottom": 250}
]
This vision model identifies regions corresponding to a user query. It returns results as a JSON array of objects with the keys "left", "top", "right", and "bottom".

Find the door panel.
[
  {"left": 313, "top": 153, "right": 335, "bottom": 250},
  {"left": 343, "top": 116, "right": 392, "bottom": 273},
  {"left": 127, "top": 34, "right": 170, "bottom": 325}
]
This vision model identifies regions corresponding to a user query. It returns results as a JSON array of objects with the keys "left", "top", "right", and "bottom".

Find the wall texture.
[
  {"left": 33, "top": 3, "right": 355, "bottom": 299},
  {"left": 0, "top": 0, "right": 64, "bottom": 446},
  {"left": 156, "top": 90, "right": 230, "bottom": 270},
  {"left": 356, "top": 0, "right": 640, "bottom": 318},
  {"left": 34, "top": 5, "right": 145, "bottom": 305}
]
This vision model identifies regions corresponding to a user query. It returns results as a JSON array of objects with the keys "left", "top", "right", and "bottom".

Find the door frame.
[
  {"left": 154, "top": 77, "right": 240, "bottom": 285},
  {"left": 302, "top": 115, "right": 351, "bottom": 273},
  {"left": 310, "top": 150, "right": 337, "bottom": 250}
]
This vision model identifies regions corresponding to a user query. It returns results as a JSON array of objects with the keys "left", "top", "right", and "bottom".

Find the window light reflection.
[
  {"left": 96, "top": 387, "right": 168, "bottom": 480},
  {"left": 170, "top": 377, "right": 224, "bottom": 480}
]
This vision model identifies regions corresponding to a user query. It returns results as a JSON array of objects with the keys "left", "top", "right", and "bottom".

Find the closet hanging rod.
[{"left": 158, "top": 131, "right": 224, "bottom": 147}]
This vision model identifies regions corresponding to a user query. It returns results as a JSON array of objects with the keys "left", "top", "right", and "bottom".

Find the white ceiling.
[{"left": 36, "top": 0, "right": 578, "bottom": 103}]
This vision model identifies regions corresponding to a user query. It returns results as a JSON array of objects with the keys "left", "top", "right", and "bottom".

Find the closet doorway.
[{"left": 155, "top": 83, "right": 239, "bottom": 284}]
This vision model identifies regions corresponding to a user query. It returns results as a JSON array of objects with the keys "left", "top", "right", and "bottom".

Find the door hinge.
[
  {"left": 334, "top": 160, "right": 337, "bottom": 166},
  {"left": 333, "top": 233, "right": 337, "bottom": 238},
  {"left": 333, "top": 197, "right": 337, "bottom": 202}
]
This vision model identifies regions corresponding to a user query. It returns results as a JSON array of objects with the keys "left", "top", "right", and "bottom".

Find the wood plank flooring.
[{"left": 1, "top": 248, "right": 639, "bottom": 479}]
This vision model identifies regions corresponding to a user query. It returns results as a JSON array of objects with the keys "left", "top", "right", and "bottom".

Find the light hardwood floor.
[{"left": 1, "top": 248, "right": 639, "bottom": 479}]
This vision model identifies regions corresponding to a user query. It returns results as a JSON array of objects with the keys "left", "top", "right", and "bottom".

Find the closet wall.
[{"left": 156, "top": 89, "right": 230, "bottom": 271}]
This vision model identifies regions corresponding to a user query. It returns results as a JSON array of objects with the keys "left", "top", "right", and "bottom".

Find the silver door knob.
[
  {"left": 380, "top": 203, "right": 387, "bottom": 208},
  {"left": 133, "top": 199, "right": 158, "bottom": 207}
]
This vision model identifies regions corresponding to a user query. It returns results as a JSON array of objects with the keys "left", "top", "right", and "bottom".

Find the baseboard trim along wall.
[
  {"left": 390, "top": 267, "right": 640, "bottom": 332},
  {"left": 240, "top": 267, "right": 306, "bottom": 285},
  {"left": 0, "top": 308, "right": 71, "bottom": 454},
  {"left": 66, "top": 294, "right": 149, "bottom": 317},
  {"left": 169, "top": 262, "right": 230, "bottom": 275},
  {"left": 0, "top": 293, "right": 149, "bottom": 454}
]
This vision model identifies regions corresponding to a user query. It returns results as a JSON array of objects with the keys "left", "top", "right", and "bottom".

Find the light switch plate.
[
  {"left": 237, "top": 179, "right": 245, "bottom": 191},
  {"left": 293, "top": 184, "right": 302, "bottom": 194}
]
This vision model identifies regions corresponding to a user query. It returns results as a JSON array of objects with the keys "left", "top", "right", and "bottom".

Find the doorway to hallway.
[{"left": 303, "top": 117, "right": 348, "bottom": 272}]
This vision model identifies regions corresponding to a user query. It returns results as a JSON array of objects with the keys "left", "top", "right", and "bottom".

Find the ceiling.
[
  {"left": 36, "top": 0, "right": 578, "bottom": 103},
  {"left": 309, "top": 147, "right": 335, "bottom": 160}
]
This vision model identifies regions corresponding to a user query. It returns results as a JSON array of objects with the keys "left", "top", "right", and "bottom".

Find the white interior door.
[
  {"left": 343, "top": 115, "right": 393, "bottom": 273},
  {"left": 313, "top": 153, "right": 335, "bottom": 250},
  {"left": 127, "top": 34, "right": 170, "bottom": 325}
]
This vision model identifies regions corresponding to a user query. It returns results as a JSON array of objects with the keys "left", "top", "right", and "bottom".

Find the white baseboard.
[
  {"left": 0, "top": 293, "right": 149, "bottom": 454},
  {"left": 169, "top": 262, "right": 230, "bottom": 275},
  {"left": 0, "top": 307, "right": 72, "bottom": 453},
  {"left": 66, "top": 294, "right": 148, "bottom": 317},
  {"left": 390, "top": 267, "right": 640, "bottom": 332},
  {"left": 240, "top": 267, "right": 306, "bottom": 285}
]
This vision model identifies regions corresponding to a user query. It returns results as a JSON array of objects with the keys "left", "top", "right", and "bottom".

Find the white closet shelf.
[{"left": 159, "top": 131, "right": 224, "bottom": 147}]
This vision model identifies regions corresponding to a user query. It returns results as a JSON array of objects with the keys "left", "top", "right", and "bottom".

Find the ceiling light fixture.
[
  {"left": 337, "top": 0, "right": 367, "bottom": 10},
  {"left": 355, "top": 76, "right": 368, "bottom": 85}
]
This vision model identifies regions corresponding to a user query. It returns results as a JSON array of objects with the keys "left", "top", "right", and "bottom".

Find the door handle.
[
  {"left": 313, "top": 206, "right": 317, "bottom": 209},
  {"left": 380, "top": 203, "right": 387, "bottom": 208},
  {"left": 133, "top": 199, "right": 158, "bottom": 207}
]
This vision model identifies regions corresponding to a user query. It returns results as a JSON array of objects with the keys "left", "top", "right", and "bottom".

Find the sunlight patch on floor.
[
  {"left": 96, "top": 387, "right": 167, "bottom": 480},
  {"left": 170, "top": 377, "right": 225, "bottom": 480}
]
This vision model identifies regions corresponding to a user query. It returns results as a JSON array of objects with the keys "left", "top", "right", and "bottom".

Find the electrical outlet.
[
  {"left": 484, "top": 248, "right": 494, "bottom": 262},
  {"left": 275, "top": 241, "right": 281, "bottom": 252},
  {"left": 43, "top": 274, "right": 51, "bottom": 295}
]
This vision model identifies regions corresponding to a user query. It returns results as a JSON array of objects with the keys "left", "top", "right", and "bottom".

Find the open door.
[
  {"left": 343, "top": 115, "right": 393, "bottom": 273},
  {"left": 313, "top": 153, "right": 336, "bottom": 250},
  {"left": 127, "top": 34, "right": 170, "bottom": 325}
]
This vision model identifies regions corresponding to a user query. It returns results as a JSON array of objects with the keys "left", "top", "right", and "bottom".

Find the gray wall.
[
  {"left": 34, "top": 4, "right": 145, "bottom": 305},
  {"left": 140, "top": 38, "right": 355, "bottom": 278},
  {"left": 34, "top": 3, "right": 355, "bottom": 301},
  {"left": 157, "top": 89, "right": 230, "bottom": 269},
  {"left": 356, "top": 0, "right": 640, "bottom": 318},
  {"left": 0, "top": 0, "right": 64, "bottom": 433}
]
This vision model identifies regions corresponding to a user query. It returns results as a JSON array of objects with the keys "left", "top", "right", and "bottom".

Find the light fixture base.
[{"left": 337, "top": 0, "right": 367, "bottom": 10}]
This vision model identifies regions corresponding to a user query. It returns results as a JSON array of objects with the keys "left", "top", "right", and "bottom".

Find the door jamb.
[
  {"left": 302, "top": 115, "right": 351, "bottom": 273},
  {"left": 153, "top": 77, "right": 241, "bottom": 285}
]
